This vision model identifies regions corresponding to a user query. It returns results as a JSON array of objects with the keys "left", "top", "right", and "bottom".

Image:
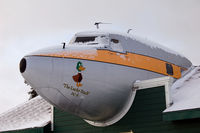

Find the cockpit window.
[
  {"left": 69, "top": 35, "right": 109, "bottom": 46},
  {"left": 111, "top": 39, "right": 119, "bottom": 43},
  {"left": 75, "top": 36, "right": 97, "bottom": 43}
]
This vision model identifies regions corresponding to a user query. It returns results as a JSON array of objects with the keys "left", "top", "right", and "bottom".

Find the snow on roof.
[
  {"left": 75, "top": 31, "right": 109, "bottom": 37},
  {"left": 0, "top": 96, "right": 51, "bottom": 132},
  {"left": 164, "top": 66, "right": 200, "bottom": 112}
]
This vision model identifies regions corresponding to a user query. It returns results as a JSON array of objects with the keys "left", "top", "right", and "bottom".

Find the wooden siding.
[
  {"left": 53, "top": 86, "right": 200, "bottom": 133},
  {"left": 163, "top": 108, "right": 200, "bottom": 121}
]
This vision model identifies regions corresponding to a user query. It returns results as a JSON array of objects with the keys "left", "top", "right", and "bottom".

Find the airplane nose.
[{"left": 19, "top": 58, "right": 26, "bottom": 73}]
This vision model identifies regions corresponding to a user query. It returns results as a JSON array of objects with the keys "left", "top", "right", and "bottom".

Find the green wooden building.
[{"left": 1, "top": 69, "right": 200, "bottom": 133}]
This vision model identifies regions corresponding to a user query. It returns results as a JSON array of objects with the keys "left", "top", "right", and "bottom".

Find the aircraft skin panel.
[
  {"left": 33, "top": 49, "right": 182, "bottom": 79},
  {"left": 22, "top": 55, "right": 164, "bottom": 122}
]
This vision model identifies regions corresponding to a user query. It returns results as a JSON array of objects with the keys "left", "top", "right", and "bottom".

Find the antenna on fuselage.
[
  {"left": 127, "top": 29, "right": 132, "bottom": 34},
  {"left": 94, "top": 22, "right": 111, "bottom": 29}
]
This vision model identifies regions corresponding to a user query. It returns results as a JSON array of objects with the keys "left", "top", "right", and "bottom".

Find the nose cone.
[{"left": 19, "top": 58, "right": 26, "bottom": 73}]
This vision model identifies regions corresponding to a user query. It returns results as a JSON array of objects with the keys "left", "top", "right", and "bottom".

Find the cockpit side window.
[
  {"left": 111, "top": 39, "right": 119, "bottom": 44},
  {"left": 166, "top": 63, "right": 174, "bottom": 75},
  {"left": 75, "top": 36, "right": 97, "bottom": 43}
]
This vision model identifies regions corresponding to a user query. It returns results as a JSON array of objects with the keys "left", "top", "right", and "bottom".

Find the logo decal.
[
  {"left": 63, "top": 83, "right": 90, "bottom": 97},
  {"left": 72, "top": 61, "right": 85, "bottom": 87}
]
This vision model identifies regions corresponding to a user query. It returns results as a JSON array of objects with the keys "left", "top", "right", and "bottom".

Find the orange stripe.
[{"left": 34, "top": 49, "right": 182, "bottom": 78}]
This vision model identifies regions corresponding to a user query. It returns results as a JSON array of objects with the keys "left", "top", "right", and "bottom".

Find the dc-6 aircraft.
[{"left": 19, "top": 30, "right": 192, "bottom": 126}]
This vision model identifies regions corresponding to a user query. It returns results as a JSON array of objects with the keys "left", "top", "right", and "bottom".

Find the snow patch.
[
  {"left": 170, "top": 66, "right": 198, "bottom": 91},
  {"left": 0, "top": 96, "right": 51, "bottom": 132},
  {"left": 65, "top": 48, "right": 98, "bottom": 58},
  {"left": 119, "top": 54, "right": 126, "bottom": 60},
  {"left": 164, "top": 66, "right": 200, "bottom": 112},
  {"left": 116, "top": 53, "right": 127, "bottom": 60}
]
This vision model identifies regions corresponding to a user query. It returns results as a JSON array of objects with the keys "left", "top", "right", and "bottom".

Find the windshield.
[
  {"left": 69, "top": 35, "right": 109, "bottom": 46},
  {"left": 75, "top": 36, "right": 97, "bottom": 43}
]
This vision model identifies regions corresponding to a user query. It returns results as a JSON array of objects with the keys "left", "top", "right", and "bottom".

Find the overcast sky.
[{"left": 0, "top": 0, "right": 200, "bottom": 114}]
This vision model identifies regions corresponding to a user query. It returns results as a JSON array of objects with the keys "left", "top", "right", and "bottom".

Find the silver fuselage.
[{"left": 20, "top": 31, "right": 192, "bottom": 126}]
